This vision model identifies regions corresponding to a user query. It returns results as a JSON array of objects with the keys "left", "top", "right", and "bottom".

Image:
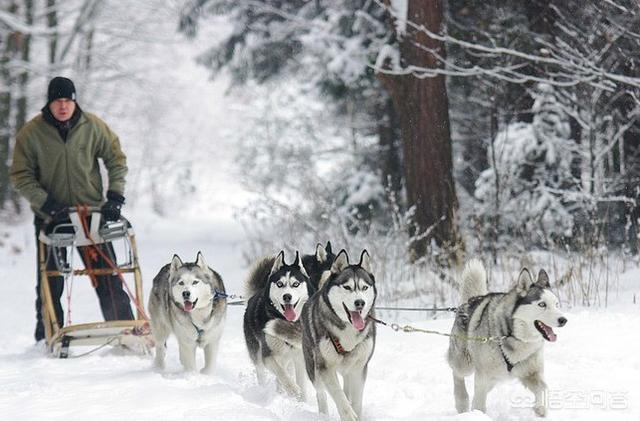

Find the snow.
[
  {"left": 1, "top": 8, "right": 638, "bottom": 421},
  {"left": 390, "top": 0, "right": 408, "bottom": 37},
  {"left": 374, "top": 44, "right": 401, "bottom": 72},
  {"left": 1, "top": 213, "right": 639, "bottom": 420}
]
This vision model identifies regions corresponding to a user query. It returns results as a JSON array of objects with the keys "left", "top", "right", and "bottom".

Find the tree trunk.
[
  {"left": 376, "top": 95, "right": 403, "bottom": 204},
  {"left": 15, "top": 0, "right": 33, "bottom": 131},
  {"left": 379, "top": 0, "right": 462, "bottom": 258},
  {"left": 0, "top": 1, "right": 19, "bottom": 210},
  {"left": 47, "top": 0, "right": 58, "bottom": 68},
  {"left": 7, "top": 0, "right": 34, "bottom": 213}
]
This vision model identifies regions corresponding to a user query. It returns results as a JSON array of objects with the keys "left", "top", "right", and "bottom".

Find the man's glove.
[
  {"left": 101, "top": 191, "right": 125, "bottom": 222},
  {"left": 41, "top": 195, "right": 68, "bottom": 223}
]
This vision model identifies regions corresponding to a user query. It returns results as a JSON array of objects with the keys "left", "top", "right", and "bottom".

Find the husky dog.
[
  {"left": 243, "top": 250, "right": 312, "bottom": 399},
  {"left": 302, "top": 241, "right": 336, "bottom": 291},
  {"left": 301, "top": 249, "right": 376, "bottom": 421},
  {"left": 148, "top": 252, "right": 226, "bottom": 374},
  {"left": 447, "top": 259, "right": 568, "bottom": 417}
]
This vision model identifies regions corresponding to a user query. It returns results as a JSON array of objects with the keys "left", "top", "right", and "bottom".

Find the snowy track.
[{"left": 1, "top": 216, "right": 638, "bottom": 421}]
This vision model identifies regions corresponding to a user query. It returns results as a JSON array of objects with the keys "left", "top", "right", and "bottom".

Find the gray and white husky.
[
  {"left": 243, "top": 251, "right": 313, "bottom": 399},
  {"left": 301, "top": 249, "right": 376, "bottom": 421},
  {"left": 447, "top": 259, "right": 568, "bottom": 417},
  {"left": 148, "top": 252, "right": 226, "bottom": 374}
]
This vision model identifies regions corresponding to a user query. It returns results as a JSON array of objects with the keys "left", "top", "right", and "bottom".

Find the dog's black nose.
[
  {"left": 182, "top": 290, "right": 190, "bottom": 300},
  {"left": 558, "top": 317, "right": 567, "bottom": 327},
  {"left": 354, "top": 299, "right": 365, "bottom": 310},
  {"left": 283, "top": 293, "right": 292, "bottom": 303}
]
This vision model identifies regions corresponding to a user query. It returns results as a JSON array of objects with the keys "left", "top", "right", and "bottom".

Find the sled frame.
[{"left": 38, "top": 207, "right": 152, "bottom": 358}]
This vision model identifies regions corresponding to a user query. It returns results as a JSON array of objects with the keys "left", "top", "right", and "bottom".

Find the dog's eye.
[
  {"left": 362, "top": 285, "right": 368, "bottom": 291},
  {"left": 292, "top": 281, "right": 300, "bottom": 288},
  {"left": 276, "top": 281, "right": 284, "bottom": 288},
  {"left": 538, "top": 302, "right": 547, "bottom": 308},
  {"left": 343, "top": 285, "right": 352, "bottom": 291},
  {"left": 178, "top": 281, "right": 184, "bottom": 286},
  {"left": 192, "top": 280, "right": 199, "bottom": 285}
]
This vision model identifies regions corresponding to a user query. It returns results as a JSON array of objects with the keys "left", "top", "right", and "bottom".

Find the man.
[{"left": 10, "top": 76, "right": 134, "bottom": 342}]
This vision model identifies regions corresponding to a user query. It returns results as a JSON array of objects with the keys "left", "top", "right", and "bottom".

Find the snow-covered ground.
[
  {"left": 1, "top": 7, "right": 638, "bottom": 420},
  {"left": 0, "top": 211, "right": 638, "bottom": 421}
]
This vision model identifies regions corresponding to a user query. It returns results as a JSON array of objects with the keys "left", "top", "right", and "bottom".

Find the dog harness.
[
  {"left": 328, "top": 315, "right": 381, "bottom": 355},
  {"left": 500, "top": 345, "right": 514, "bottom": 372},
  {"left": 497, "top": 336, "right": 517, "bottom": 372},
  {"left": 329, "top": 335, "right": 348, "bottom": 355},
  {"left": 177, "top": 290, "right": 228, "bottom": 344}
]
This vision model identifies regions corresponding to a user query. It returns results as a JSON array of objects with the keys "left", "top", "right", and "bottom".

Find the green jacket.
[{"left": 10, "top": 111, "right": 127, "bottom": 219}]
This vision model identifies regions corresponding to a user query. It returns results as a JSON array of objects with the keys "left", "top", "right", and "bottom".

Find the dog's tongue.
[
  {"left": 184, "top": 300, "right": 194, "bottom": 312},
  {"left": 545, "top": 326, "right": 557, "bottom": 342},
  {"left": 283, "top": 304, "right": 297, "bottom": 321},
  {"left": 540, "top": 322, "right": 557, "bottom": 342},
  {"left": 350, "top": 311, "right": 365, "bottom": 331}
]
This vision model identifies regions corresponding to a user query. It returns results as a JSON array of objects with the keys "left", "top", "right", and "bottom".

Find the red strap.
[
  {"left": 77, "top": 205, "right": 149, "bottom": 320},
  {"left": 329, "top": 335, "right": 347, "bottom": 355}
]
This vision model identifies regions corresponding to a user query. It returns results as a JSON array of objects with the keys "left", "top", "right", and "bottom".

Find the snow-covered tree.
[
  {"left": 181, "top": 0, "right": 468, "bottom": 257},
  {"left": 475, "top": 83, "right": 579, "bottom": 247}
]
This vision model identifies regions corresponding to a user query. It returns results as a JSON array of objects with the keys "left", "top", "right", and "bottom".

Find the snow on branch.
[
  {"left": 389, "top": 0, "right": 408, "bottom": 37},
  {"left": 372, "top": 0, "right": 640, "bottom": 92},
  {"left": 374, "top": 44, "right": 400, "bottom": 73},
  {"left": 0, "top": 10, "right": 55, "bottom": 35}
]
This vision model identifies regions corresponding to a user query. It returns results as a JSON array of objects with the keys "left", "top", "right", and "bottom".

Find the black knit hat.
[{"left": 47, "top": 77, "right": 76, "bottom": 103}]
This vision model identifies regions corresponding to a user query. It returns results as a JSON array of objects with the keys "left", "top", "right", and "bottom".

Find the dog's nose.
[
  {"left": 182, "top": 290, "right": 190, "bottom": 300},
  {"left": 354, "top": 299, "right": 365, "bottom": 310},
  {"left": 558, "top": 317, "right": 567, "bottom": 327},
  {"left": 282, "top": 293, "right": 292, "bottom": 303}
]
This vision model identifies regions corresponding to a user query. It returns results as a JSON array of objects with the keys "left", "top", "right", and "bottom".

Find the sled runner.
[{"left": 38, "top": 206, "right": 152, "bottom": 358}]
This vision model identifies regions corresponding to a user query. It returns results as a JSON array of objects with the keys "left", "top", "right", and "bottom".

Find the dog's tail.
[
  {"left": 244, "top": 255, "right": 276, "bottom": 297},
  {"left": 460, "top": 258, "right": 488, "bottom": 302}
]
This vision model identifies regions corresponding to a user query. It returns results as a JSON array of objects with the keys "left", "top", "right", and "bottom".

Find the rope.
[
  {"left": 376, "top": 306, "right": 458, "bottom": 312},
  {"left": 368, "top": 315, "right": 506, "bottom": 344},
  {"left": 213, "top": 289, "right": 246, "bottom": 305},
  {"left": 64, "top": 273, "right": 74, "bottom": 326},
  {"left": 77, "top": 205, "right": 150, "bottom": 321},
  {"left": 65, "top": 337, "right": 118, "bottom": 358}
]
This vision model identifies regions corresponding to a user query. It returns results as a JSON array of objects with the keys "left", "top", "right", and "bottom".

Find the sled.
[{"left": 38, "top": 206, "right": 153, "bottom": 358}]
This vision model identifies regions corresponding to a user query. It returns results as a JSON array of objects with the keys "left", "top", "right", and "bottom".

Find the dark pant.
[{"left": 34, "top": 224, "right": 134, "bottom": 341}]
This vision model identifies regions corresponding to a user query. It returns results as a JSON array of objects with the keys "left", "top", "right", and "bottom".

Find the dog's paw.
[
  {"left": 534, "top": 405, "right": 548, "bottom": 417},
  {"left": 338, "top": 406, "right": 358, "bottom": 421},
  {"left": 455, "top": 401, "right": 469, "bottom": 413},
  {"left": 200, "top": 366, "right": 215, "bottom": 375},
  {"left": 284, "top": 384, "right": 302, "bottom": 399}
]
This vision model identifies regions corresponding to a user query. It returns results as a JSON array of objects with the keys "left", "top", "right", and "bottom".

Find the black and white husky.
[
  {"left": 301, "top": 249, "right": 377, "bottom": 421},
  {"left": 447, "top": 259, "right": 568, "bottom": 417},
  {"left": 243, "top": 250, "right": 313, "bottom": 399},
  {"left": 302, "top": 241, "right": 336, "bottom": 291},
  {"left": 148, "top": 252, "right": 226, "bottom": 374}
]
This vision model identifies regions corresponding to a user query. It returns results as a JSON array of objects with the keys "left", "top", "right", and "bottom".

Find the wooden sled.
[{"left": 38, "top": 206, "right": 153, "bottom": 358}]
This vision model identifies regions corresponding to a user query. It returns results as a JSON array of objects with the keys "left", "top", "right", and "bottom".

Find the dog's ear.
[
  {"left": 325, "top": 241, "right": 333, "bottom": 255},
  {"left": 516, "top": 268, "right": 534, "bottom": 296},
  {"left": 315, "top": 243, "right": 328, "bottom": 263},
  {"left": 358, "top": 249, "right": 372, "bottom": 274},
  {"left": 170, "top": 254, "right": 183, "bottom": 274},
  {"left": 331, "top": 249, "right": 350, "bottom": 274},
  {"left": 195, "top": 251, "right": 208, "bottom": 271},
  {"left": 270, "top": 250, "right": 285, "bottom": 275},
  {"left": 536, "top": 269, "right": 551, "bottom": 288},
  {"left": 318, "top": 270, "right": 332, "bottom": 289},
  {"left": 293, "top": 251, "right": 309, "bottom": 277}
]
